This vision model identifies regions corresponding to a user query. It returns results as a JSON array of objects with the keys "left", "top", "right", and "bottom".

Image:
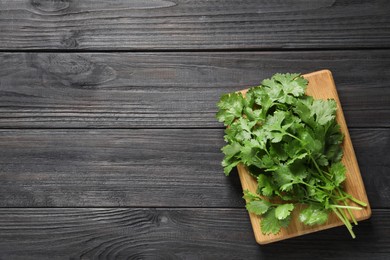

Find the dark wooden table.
[{"left": 0, "top": 1, "right": 389, "bottom": 259}]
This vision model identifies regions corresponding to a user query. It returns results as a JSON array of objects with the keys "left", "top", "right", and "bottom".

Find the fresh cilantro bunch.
[{"left": 216, "top": 73, "right": 367, "bottom": 238}]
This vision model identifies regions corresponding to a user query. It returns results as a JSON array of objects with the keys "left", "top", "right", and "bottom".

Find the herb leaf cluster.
[{"left": 217, "top": 73, "right": 367, "bottom": 237}]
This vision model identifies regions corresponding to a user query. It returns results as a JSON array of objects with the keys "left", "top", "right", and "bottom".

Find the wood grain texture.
[
  {"left": 238, "top": 70, "right": 371, "bottom": 244},
  {"left": 0, "top": 208, "right": 388, "bottom": 260},
  {"left": 0, "top": 129, "right": 241, "bottom": 207},
  {"left": 0, "top": 128, "right": 388, "bottom": 208},
  {"left": 0, "top": 0, "right": 390, "bottom": 50},
  {"left": 0, "top": 51, "right": 389, "bottom": 128},
  {"left": 0, "top": 0, "right": 388, "bottom": 256}
]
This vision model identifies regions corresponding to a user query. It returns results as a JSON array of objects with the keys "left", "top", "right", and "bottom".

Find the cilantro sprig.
[{"left": 217, "top": 73, "right": 367, "bottom": 238}]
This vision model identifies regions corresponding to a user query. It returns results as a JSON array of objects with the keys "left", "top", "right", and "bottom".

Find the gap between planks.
[{"left": 1, "top": 47, "right": 390, "bottom": 53}]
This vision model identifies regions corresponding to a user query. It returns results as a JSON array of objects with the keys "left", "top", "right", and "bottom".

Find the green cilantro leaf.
[
  {"left": 273, "top": 73, "right": 307, "bottom": 97},
  {"left": 293, "top": 97, "right": 316, "bottom": 129},
  {"left": 275, "top": 203, "right": 295, "bottom": 220},
  {"left": 273, "top": 165, "right": 295, "bottom": 187},
  {"left": 299, "top": 204, "right": 329, "bottom": 226},
  {"left": 216, "top": 92, "right": 245, "bottom": 125},
  {"left": 257, "top": 174, "right": 275, "bottom": 197},
  {"left": 221, "top": 158, "right": 239, "bottom": 176},
  {"left": 261, "top": 208, "right": 291, "bottom": 235},
  {"left": 324, "top": 122, "right": 344, "bottom": 163},
  {"left": 330, "top": 161, "right": 346, "bottom": 186},
  {"left": 246, "top": 200, "right": 271, "bottom": 215},
  {"left": 273, "top": 163, "right": 307, "bottom": 192},
  {"left": 316, "top": 154, "right": 329, "bottom": 167},
  {"left": 243, "top": 189, "right": 260, "bottom": 201},
  {"left": 221, "top": 142, "right": 241, "bottom": 160},
  {"left": 269, "top": 143, "right": 289, "bottom": 162},
  {"left": 311, "top": 99, "right": 337, "bottom": 126},
  {"left": 221, "top": 142, "right": 242, "bottom": 175},
  {"left": 216, "top": 109, "right": 235, "bottom": 127}
]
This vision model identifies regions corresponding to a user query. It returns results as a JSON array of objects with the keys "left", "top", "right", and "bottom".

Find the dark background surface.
[{"left": 0, "top": 1, "right": 389, "bottom": 259}]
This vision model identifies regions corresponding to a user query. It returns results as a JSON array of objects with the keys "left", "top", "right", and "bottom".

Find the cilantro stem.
[
  {"left": 337, "top": 187, "right": 358, "bottom": 225},
  {"left": 337, "top": 206, "right": 353, "bottom": 230},
  {"left": 300, "top": 182, "right": 341, "bottom": 204},
  {"left": 333, "top": 195, "right": 350, "bottom": 201},
  {"left": 309, "top": 155, "right": 323, "bottom": 177},
  {"left": 300, "top": 181, "right": 324, "bottom": 192},
  {"left": 330, "top": 205, "right": 362, "bottom": 210},
  {"left": 341, "top": 191, "right": 367, "bottom": 207},
  {"left": 322, "top": 170, "right": 332, "bottom": 178},
  {"left": 346, "top": 206, "right": 358, "bottom": 225},
  {"left": 285, "top": 132, "right": 303, "bottom": 142},
  {"left": 331, "top": 207, "right": 356, "bottom": 239}
]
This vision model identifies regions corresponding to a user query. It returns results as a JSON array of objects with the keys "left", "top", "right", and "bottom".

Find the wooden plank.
[
  {"left": 0, "top": 51, "right": 389, "bottom": 128},
  {"left": 0, "top": 128, "right": 388, "bottom": 208},
  {"left": 0, "top": 0, "right": 390, "bottom": 50},
  {"left": 0, "top": 208, "right": 388, "bottom": 259},
  {"left": 0, "top": 129, "right": 241, "bottom": 207},
  {"left": 238, "top": 70, "right": 370, "bottom": 244}
]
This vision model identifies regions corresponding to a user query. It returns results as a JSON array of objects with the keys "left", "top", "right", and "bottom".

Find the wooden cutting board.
[{"left": 237, "top": 70, "right": 371, "bottom": 244}]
